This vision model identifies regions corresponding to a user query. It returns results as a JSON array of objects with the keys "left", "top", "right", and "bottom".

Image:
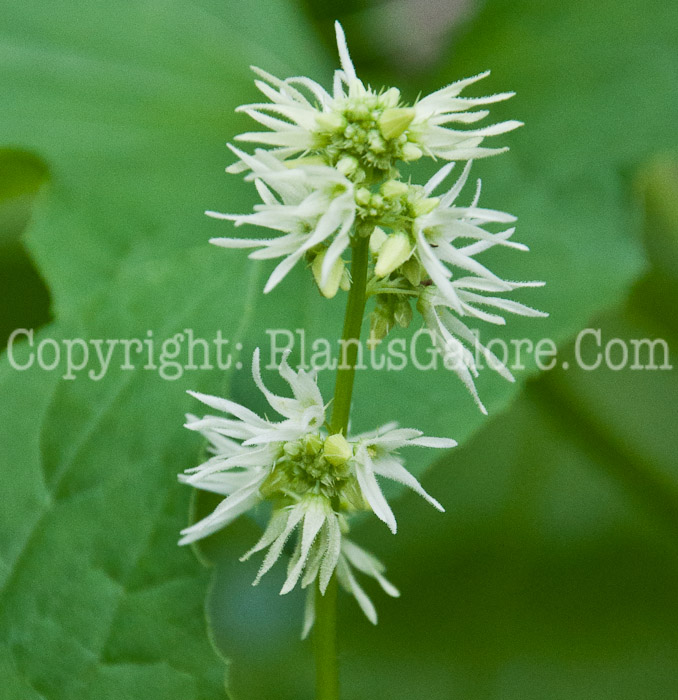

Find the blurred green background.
[{"left": 1, "top": 0, "right": 677, "bottom": 698}]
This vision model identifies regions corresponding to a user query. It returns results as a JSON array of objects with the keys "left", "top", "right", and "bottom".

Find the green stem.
[
  {"left": 329, "top": 234, "right": 371, "bottom": 435},
  {"left": 314, "top": 233, "right": 371, "bottom": 700},
  {"left": 314, "top": 575, "right": 339, "bottom": 700}
]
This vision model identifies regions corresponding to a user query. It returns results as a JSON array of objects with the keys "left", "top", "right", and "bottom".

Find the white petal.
[
  {"left": 334, "top": 22, "right": 357, "bottom": 83},
  {"left": 253, "top": 505, "right": 305, "bottom": 585},
  {"left": 341, "top": 540, "right": 400, "bottom": 598},
  {"left": 407, "top": 436, "right": 458, "bottom": 449},
  {"left": 319, "top": 513, "right": 342, "bottom": 594},
  {"left": 280, "top": 502, "right": 327, "bottom": 594},
  {"left": 424, "top": 162, "right": 455, "bottom": 196},
  {"left": 337, "top": 557, "right": 377, "bottom": 624},
  {"left": 371, "top": 455, "right": 444, "bottom": 512},
  {"left": 178, "top": 483, "right": 262, "bottom": 545},
  {"left": 240, "top": 508, "right": 289, "bottom": 561},
  {"left": 354, "top": 449, "right": 397, "bottom": 533},
  {"left": 187, "top": 390, "right": 268, "bottom": 429}
]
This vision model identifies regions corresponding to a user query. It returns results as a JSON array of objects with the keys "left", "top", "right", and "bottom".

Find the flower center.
[
  {"left": 312, "top": 87, "right": 422, "bottom": 182},
  {"left": 261, "top": 433, "right": 365, "bottom": 510}
]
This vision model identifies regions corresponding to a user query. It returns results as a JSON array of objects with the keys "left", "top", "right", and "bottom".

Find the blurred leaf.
[
  {"left": 0, "top": 1, "right": 328, "bottom": 697},
  {"left": 0, "top": 149, "right": 51, "bottom": 347},
  {"left": 635, "top": 156, "right": 678, "bottom": 278}
]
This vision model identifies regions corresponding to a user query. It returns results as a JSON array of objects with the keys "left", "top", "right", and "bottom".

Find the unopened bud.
[
  {"left": 378, "top": 107, "right": 416, "bottom": 140},
  {"left": 381, "top": 179, "right": 409, "bottom": 199},
  {"left": 315, "top": 111, "right": 346, "bottom": 133},
  {"left": 337, "top": 156, "right": 359, "bottom": 177},
  {"left": 323, "top": 434, "right": 353, "bottom": 466},
  {"left": 381, "top": 87, "right": 401, "bottom": 108},
  {"left": 355, "top": 187, "right": 372, "bottom": 207},
  {"left": 369, "top": 227, "right": 388, "bottom": 254},
  {"left": 394, "top": 299, "right": 413, "bottom": 328},
  {"left": 312, "top": 250, "right": 345, "bottom": 299},
  {"left": 370, "top": 298, "right": 395, "bottom": 341},
  {"left": 402, "top": 258, "right": 423, "bottom": 287},
  {"left": 374, "top": 231, "right": 413, "bottom": 278},
  {"left": 412, "top": 196, "right": 439, "bottom": 217},
  {"left": 284, "top": 155, "right": 326, "bottom": 169},
  {"left": 304, "top": 433, "right": 324, "bottom": 456},
  {"left": 402, "top": 142, "right": 423, "bottom": 161},
  {"left": 340, "top": 267, "right": 351, "bottom": 291}
]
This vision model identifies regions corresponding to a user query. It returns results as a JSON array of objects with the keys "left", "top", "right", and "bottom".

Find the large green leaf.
[{"left": 0, "top": 1, "right": 327, "bottom": 696}]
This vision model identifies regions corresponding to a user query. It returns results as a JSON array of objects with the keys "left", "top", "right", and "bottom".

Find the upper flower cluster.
[
  {"left": 229, "top": 23, "right": 521, "bottom": 179},
  {"left": 206, "top": 22, "right": 544, "bottom": 409},
  {"left": 179, "top": 350, "right": 454, "bottom": 626}
]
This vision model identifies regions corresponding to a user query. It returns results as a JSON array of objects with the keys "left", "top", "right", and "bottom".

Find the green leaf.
[{"left": 0, "top": 1, "right": 328, "bottom": 696}]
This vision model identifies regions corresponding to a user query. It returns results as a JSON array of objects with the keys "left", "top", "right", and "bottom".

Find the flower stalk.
[
  {"left": 314, "top": 575, "right": 339, "bottom": 700},
  {"left": 314, "top": 229, "right": 371, "bottom": 699},
  {"left": 330, "top": 233, "right": 371, "bottom": 436},
  {"left": 179, "top": 17, "right": 546, "bottom": 700}
]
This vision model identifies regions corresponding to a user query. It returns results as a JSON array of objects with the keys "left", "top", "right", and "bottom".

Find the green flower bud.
[
  {"left": 283, "top": 441, "right": 302, "bottom": 458},
  {"left": 370, "top": 194, "right": 384, "bottom": 209},
  {"left": 381, "top": 179, "right": 409, "bottom": 199},
  {"left": 315, "top": 111, "right": 346, "bottom": 133},
  {"left": 378, "top": 107, "right": 416, "bottom": 140},
  {"left": 381, "top": 87, "right": 401, "bottom": 108},
  {"left": 337, "top": 156, "right": 359, "bottom": 179},
  {"left": 402, "top": 257, "right": 423, "bottom": 287},
  {"left": 303, "top": 433, "right": 324, "bottom": 456},
  {"left": 340, "top": 267, "right": 351, "bottom": 291},
  {"left": 374, "top": 231, "right": 413, "bottom": 278},
  {"left": 260, "top": 468, "right": 289, "bottom": 499},
  {"left": 369, "top": 227, "right": 388, "bottom": 254},
  {"left": 368, "top": 131, "right": 386, "bottom": 153},
  {"left": 394, "top": 299, "right": 413, "bottom": 328},
  {"left": 340, "top": 479, "right": 369, "bottom": 512},
  {"left": 284, "top": 155, "right": 326, "bottom": 169},
  {"left": 323, "top": 433, "right": 353, "bottom": 466},
  {"left": 370, "top": 298, "right": 395, "bottom": 341},
  {"left": 312, "top": 249, "right": 345, "bottom": 299},
  {"left": 412, "top": 196, "right": 440, "bottom": 217},
  {"left": 355, "top": 187, "right": 372, "bottom": 207},
  {"left": 402, "top": 142, "right": 423, "bottom": 161}
]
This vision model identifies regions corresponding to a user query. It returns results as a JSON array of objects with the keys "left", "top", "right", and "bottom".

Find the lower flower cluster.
[{"left": 179, "top": 349, "right": 455, "bottom": 630}]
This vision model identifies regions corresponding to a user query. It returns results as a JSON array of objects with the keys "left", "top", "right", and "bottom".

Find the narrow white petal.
[
  {"left": 253, "top": 505, "right": 305, "bottom": 585},
  {"left": 337, "top": 557, "right": 377, "bottom": 624},
  {"left": 354, "top": 450, "right": 397, "bottom": 533},
  {"left": 240, "top": 508, "right": 289, "bottom": 561},
  {"left": 407, "top": 436, "right": 458, "bottom": 449},
  {"left": 280, "top": 503, "right": 327, "bottom": 594},
  {"left": 334, "top": 22, "right": 357, "bottom": 83},
  {"left": 341, "top": 540, "right": 400, "bottom": 598},
  {"left": 178, "top": 485, "right": 261, "bottom": 545},
  {"left": 424, "top": 162, "right": 455, "bottom": 196},
  {"left": 319, "top": 513, "right": 342, "bottom": 593},
  {"left": 372, "top": 456, "right": 444, "bottom": 512},
  {"left": 187, "top": 390, "right": 268, "bottom": 428}
]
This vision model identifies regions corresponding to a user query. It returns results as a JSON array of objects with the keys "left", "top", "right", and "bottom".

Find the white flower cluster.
[
  {"left": 207, "top": 22, "right": 545, "bottom": 410},
  {"left": 186, "top": 20, "right": 546, "bottom": 631},
  {"left": 180, "top": 350, "right": 454, "bottom": 628}
]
